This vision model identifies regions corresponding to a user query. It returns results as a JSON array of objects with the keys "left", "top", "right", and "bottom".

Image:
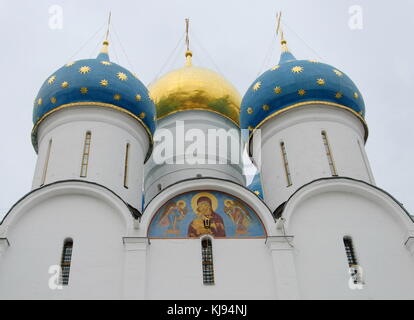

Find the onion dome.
[
  {"left": 32, "top": 40, "right": 156, "bottom": 153},
  {"left": 247, "top": 173, "right": 264, "bottom": 199},
  {"left": 240, "top": 40, "right": 367, "bottom": 139},
  {"left": 149, "top": 50, "right": 241, "bottom": 126}
]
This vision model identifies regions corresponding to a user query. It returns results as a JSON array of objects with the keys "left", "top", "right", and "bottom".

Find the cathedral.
[{"left": 0, "top": 18, "right": 414, "bottom": 300}]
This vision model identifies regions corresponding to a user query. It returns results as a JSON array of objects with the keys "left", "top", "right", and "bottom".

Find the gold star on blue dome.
[
  {"left": 292, "top": 66, "right": 304, "bottom": 73},
  {"left": 253, "top": 82, "right": 261, "bottom": 91},
  {"left": 79, "top": 66, "right": 91, "bottom": 74},
  {"left": 48, "top": 76, "right": 56, "bottom": 85},
  {"left": 117, "top": 72, "right": 128, "bottom": 81},
  {"left": 317, "top": 78, "right": 326, "bottom": 86},
  {"left": 274, "top": 87, "right": 282, "bottom": 94}
]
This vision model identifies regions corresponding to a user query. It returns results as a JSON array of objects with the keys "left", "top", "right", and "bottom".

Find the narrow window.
[
  {"left": 157, "top": 184, "right": 162, "bottom": 192},
  {"left": 343, "top": 236, "right": 364, "bottom": 287},
  {"left": 196, "top": 174, "right": 202, "bottom": 178},
  {"left": 124, "top": 143, "right": 130, "bottom": 189},
  {"left": 280, "top": 142, "right": 292, "bottom": 187},
  {"left": 60, "top": 238, "right": 73, "bottom": 286},
  {"left": 201, "top": 238, "right": 215, "bottom": 285},
  {"left": 321, "top": 131, "right": 338, "bottom": 176},
  {"left": 343, "top": 237, "right": 358, "bottom": 266},
  {"left": 80, "top": 131, "right": 92, "bottom": 177},
  {"left": 41, "top": 139, "right": 52, "bottom": 186}
]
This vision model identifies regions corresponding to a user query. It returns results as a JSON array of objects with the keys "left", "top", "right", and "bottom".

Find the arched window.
[
  {"left": 343, "top": 236, "right": 364, "bottom": 286},
  {"left": 343, "top": 236, "right": 358, "bottom": 266},
  {"left": 201, "top": 237, "right": 215, "bottom": 285},
  {"left": 41, "top": 139, "right": 52, "bottom": 186},
  {"left": 280, "top": 142, "right": 292, "bottom": 187},
  {"left": 60, "top": 238, "right": 73, "bottom": 286},
  {"left": 80, "top": 131, "right": 92, "bottom": 177},
  {"left": 124, "top": 143, "right": 130, "bottom": 189},
  {"left": 321, "top": 131, "right": 338, "bottom": 176}
]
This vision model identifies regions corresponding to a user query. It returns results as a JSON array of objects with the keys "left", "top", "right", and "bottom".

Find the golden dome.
[{"left": 149, "top": 52, "right": 241, "bottom": 125}]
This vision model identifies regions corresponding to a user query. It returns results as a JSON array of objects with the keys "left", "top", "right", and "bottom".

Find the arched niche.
[{"left": 148, "top": 190, "right": 266, "bottom": 239}]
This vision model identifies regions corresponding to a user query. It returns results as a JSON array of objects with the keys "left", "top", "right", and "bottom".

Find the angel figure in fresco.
[
  {"left": 223, "top": 199, "right": 252, "bottom": 236},
  {"left": 188, "top": 193, "right": 226, "bottom": 238},
  {"left": 158, "top": 200, "right": 188, "bottom": 235}
]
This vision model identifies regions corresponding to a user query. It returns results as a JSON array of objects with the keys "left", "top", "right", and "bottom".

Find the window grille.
[
  {"left": 343, "top": 237, "right": 358, "bottom": 266},
  {"left": 201, "top": 238, "right": 215, "bottom": 285},
  {"left": 60, "top": 239, "right": 73, "bottom": 286},
  {"left": 343, "top": 236, "right": 364, "bottom": 286}
]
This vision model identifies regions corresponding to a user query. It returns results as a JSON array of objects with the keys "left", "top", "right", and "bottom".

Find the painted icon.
[
  {"left": 148, "top": 191, "right": 266, "bottom": 238},
  {"left": 158, "top": 200, "right": 188, "bottom": 235},
  {"left": 188, "top": 192, "right": 226, "bottom": 238}
]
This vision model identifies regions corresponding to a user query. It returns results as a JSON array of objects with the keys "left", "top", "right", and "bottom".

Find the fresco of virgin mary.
[{"left": 188, "top": 193, "right": 226, "bottom": 238}]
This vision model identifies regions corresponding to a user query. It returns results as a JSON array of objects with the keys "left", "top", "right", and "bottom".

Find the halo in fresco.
[
  {"left": 191, "top": 192, "right": 219, "bottom": 213},
  {"left": 148, "top": 191, "right": 266, "bottom": 238}
]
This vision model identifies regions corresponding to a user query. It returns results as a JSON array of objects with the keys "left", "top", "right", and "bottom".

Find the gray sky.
[{"left": 1, "top": 0, "right": 413, "bottom": 219}]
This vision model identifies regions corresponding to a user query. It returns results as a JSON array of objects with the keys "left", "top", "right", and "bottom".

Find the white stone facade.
[
  {"left": 1, "top": 85, "right": 413, "bottom": 301},
  {"left": 251, "top": 104, "right": 375, "bottom": 211},
  {"left": 32, "top": 106, "right": 149, "bottom": 209},
  {"left": 144, "top": 110, "right": 245, "bottom": 203}
]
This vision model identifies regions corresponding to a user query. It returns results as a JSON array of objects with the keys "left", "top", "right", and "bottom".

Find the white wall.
[
  {"left": 146, "top": 238, "right": 276, "bottom": 299},
  {"left": 283, "top": 179, "right": 414, "bottom": 300},
  {"left": 1, "top": 179, "right": 413, "bottom": 299},
  {"left": 252, "top": 105, "right": 374, "bottom": 211},
  {"left": 0, "top": 179, "right": 281, "bottom": 300},
  {"left": 141, "top": 178, "right": 278, "bottom": 299},
  {"left": 33, "top": 106, "right": 150, "bottom": 210},
  {"left": 0, "top": 183, "right": 132, "bottom": 299}
]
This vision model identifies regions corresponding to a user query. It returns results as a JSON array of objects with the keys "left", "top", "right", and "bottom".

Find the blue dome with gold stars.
[
  {"left": 32, "top": 41, "right": 156, "bottom": 151},
  {"left": 241, "top": 42, "right": 367, "bottom": 139}
]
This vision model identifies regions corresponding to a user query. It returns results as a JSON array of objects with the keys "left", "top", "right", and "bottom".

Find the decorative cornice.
[
  {"left": 122, "top": 237, "right": 150, "bottom": 245},
  {"left": 156, "top": 107, "right": 240, "bottom": 127},
  {"left": 248, "top": 100, "right": 368, "bottom": 143},
  {"left": 1, "top": 180, "right": 142, "bottom": 226},
  {"left": 31, "top": 101, "right": 154, "bottom": 162},
  {"left": 275, "top": 177, "right": 413, "bottom": 222},
  {"left": 247, "top": 101, "right": 369, "bottom": 159}
]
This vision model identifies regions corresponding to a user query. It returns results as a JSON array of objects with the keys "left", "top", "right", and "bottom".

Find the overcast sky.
[{"left": 1, "top": 0, "right": 413, "bottom": 219}]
